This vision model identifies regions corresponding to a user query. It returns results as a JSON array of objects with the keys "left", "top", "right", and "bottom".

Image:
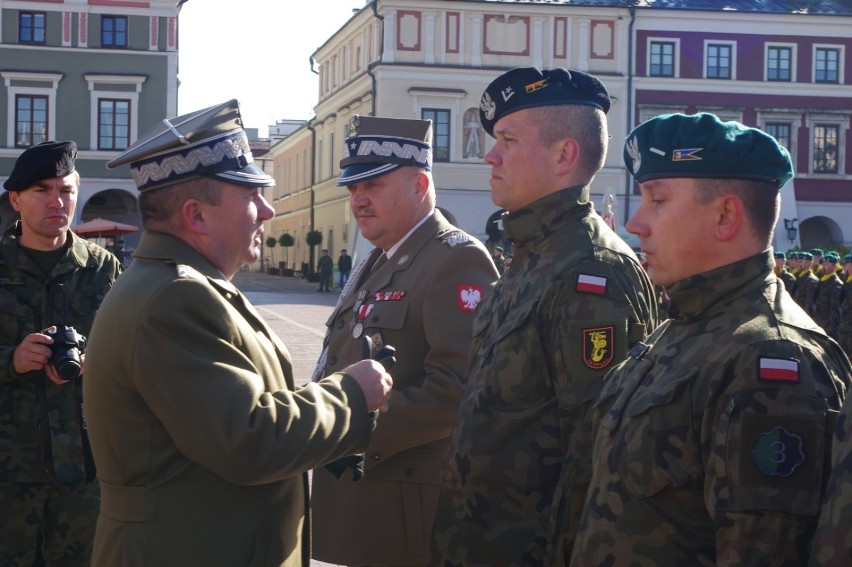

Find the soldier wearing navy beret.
[
  {"left": 0, "top": 141, "right": 122, "bottom": 565},
  {"left": 573, "top": 113, "right": 852, "bottom": 565},
  {"left": 432, "top": 67, "right": 658, "bottom": 564},
  {"left": 83, "top": 100, "right": 393, "bottom": 567}
]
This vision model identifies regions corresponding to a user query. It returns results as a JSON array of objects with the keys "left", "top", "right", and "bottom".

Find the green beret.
[
  {"left": 843, "top": 254, "right": 852, "bottom": 264},
  {"left": 788, "top": 251, "right": 800, "bottom": 259},
  {"left": 774, "top": 251, "right": 786, "bottom": 259},
  {"left": 824, "top": 252, "right": 840, "bottom": 263},
  {"left": 479, "top": 67, "right": 610, "bottom": 137},
  {"left": 801, "top": 251, "right": 813, "bottom": 260},
  {"left": 809, "top": 248, "right": 823, "bottom": 256},
  {"left": 4, "top": 141, "right": 77, "bottom": 191},
  {"left": 624, "top": 113, "right": 793, "bottom": 189}
]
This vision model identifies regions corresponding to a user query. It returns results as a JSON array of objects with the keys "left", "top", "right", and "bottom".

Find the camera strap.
[{"left": 34, "top": 282, "right": 94, "bottom": 490}]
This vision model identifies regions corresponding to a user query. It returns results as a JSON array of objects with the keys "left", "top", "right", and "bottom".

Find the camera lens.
[{"left": 53, "top": 354, "right": 82, "bottom": 381}]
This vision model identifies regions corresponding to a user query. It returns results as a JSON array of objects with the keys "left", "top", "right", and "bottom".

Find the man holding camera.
[{"left": 0, "top": 141, "right": 123, "bottom": 565}]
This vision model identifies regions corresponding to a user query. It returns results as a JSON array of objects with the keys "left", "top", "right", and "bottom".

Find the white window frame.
[
  {"left": 704, "top": 40, "right": 736, "bottom": 80},
  {"left": 756, "top": 110, "right": 801, "bottom": 166},
  {"left": 765, "top": 43, "right": 797, "bottom": 82},
  {"left": 2, "top": 72, "right": 62, "bottom": 145},
  {"left": 806, "top": 112, "right": 849, "bottom": 176},
  {"left": 84, "top": 74, "right": 145, "bottom": 152},
  {"left": 813, "top": 44, "right": 844, "bottom": 84},
  {"left": 646, "top": 37, "right": 680, "bottom": 78}
]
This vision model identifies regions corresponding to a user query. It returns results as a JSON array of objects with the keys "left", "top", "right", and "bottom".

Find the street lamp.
[{"left": 783, "top": 218, "right": 798, "bottom": 246}]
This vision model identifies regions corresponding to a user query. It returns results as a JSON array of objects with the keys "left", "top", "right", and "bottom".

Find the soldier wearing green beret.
[
  {"left": 431, "top": 67, "right": 659, "bottom": 565},
  {"left": 838, "top": 254, "right": 852, "bottom": 359},
  {"left": 812, "top": 252, "right": 843, "bottom": 339},
  {"left": 811, "top": 248, "right": 825, "bottom": 277},
  {"left": 793, "top": 250, "right": 820, "bottom": 314},
  {"left": 0, "top": 141, "right": 123, "bottom": 565},
  {"left": 572, "top": 113, "right": 851, "bottom": 566},
  {"left": 775, "top": 250, "right": 796, "bottom": 292}
]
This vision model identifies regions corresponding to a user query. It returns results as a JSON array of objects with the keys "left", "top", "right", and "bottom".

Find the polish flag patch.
[
  {"left": 758, "top": 357, "right": 799, "bottom": 383},
  {"left": 576, "top": 274, "right": 607, "bottom": 295},
  {"left": 457, "top": 284, "right": 483, "bottom": 312}
]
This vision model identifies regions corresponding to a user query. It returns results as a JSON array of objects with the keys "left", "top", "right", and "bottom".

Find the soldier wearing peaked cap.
[
  {"left": 430, "top": 67, "right": 658, "bottom": 565},
  {"left": 310, "top": 115, "right": 498, "bottom": 567},
  {"left": 0, "top": 141, "right": 122, "bottom": 566},
  {"left": 572, "top": 112, "right": 852, "bottom": 566},
  {"left": 83, "top": 100, "right": 393, "bottom": 567}
]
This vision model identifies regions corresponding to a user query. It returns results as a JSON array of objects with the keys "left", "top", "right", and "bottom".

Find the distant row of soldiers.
[{"left": 775, "top": 248, "right": 852, "bottom": 356}]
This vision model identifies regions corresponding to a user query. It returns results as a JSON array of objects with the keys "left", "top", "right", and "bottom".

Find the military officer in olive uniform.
[
  {"left": 310, "top": 116, "right": 498, "bottom": 567},
  {"left": 572, "top": 113, "right": 851, "bottom": 566},
  {"left": 0, "top": 141, "right": 122, "bottom": 565},
  {"left": 430, "top": 67, "right": 659, "bottom": 565},
  {"left": 84, "top": 100, "right": 393, "bottom": 567}
]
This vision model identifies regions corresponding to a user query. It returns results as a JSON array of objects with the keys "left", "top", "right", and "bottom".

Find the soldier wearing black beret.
[
  {"left": 0, "top": 141, "right": 122, "bottom": 566},
  {"left": 573, "top": 112, "right": 851, "bottom": 565},
  {"left": 432, "top": 68, "right": 658, "bottom": 564}
]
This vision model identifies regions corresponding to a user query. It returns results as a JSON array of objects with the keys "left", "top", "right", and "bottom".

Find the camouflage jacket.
[
  {"left": 571, "top": 251, "right": 851, "bottom": 567},
  {"left": 812, "top": 271, "right": 843, "bottom": 337},
  {"left": 0, "top": 223, "right": 122, "bottom": 485},
  {"left": 778, "top": 268, "right": 796, "bottom": 293},
  {"left": 836, "top": 277, "right": 852, "bottom": 359},
  {"left": 794, "top": 269, "right": 819, "bottom": 315},
  {"left": 810, "top": 381, "right": 852, "bottom": 567},
  {"left": 431, "top": 185, "right": 659, "bottom": 566}
]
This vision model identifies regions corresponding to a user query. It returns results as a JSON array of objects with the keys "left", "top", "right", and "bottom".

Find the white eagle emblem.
[
  {"left": 626, "top": 136, "right": 641, "bottom": 174},
  {"left": 480, "top": 92, "right": 496, "bottom": 121},
  {"left": 458, "top": 285, "right": 483, "bottom": 313}
]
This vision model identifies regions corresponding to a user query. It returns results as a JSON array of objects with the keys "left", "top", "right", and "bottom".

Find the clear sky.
[{"left": 177, "top": 0, "right": 366, "bottom": 135}]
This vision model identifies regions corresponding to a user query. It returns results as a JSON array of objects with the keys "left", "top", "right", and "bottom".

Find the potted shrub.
[
  {"left": 279, "top": 233, "right": 295, "bottom": 276},
  {"left": 265, "top": 236, "right": 279, "bottom": 275}
]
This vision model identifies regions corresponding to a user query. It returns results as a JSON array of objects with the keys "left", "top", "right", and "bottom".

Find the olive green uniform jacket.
[
  {"left": 84, "top": 232, "right": 374, "bottom": 567},
  {"left": 431, "top": 186, "right": 659, "bottom": 566},
  {"left": 572, "top": 251, "right": 851, "bottom": 567},
  {"left": 0, "top": 223, "right": 121, "bottom": 487},
  {"left": 311, "top": 210, "right": 499, "bottom": 565}
]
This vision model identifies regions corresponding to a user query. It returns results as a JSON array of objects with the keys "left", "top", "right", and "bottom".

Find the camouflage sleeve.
[
  {"left": 547, "top": 257, "right": 658, "bottom": 561},
  {"left": 707, "top": 343, "right": 843, "bottom": 565},
  {"left": 810, "top": 396, "right": 852, "bottom": 567}
]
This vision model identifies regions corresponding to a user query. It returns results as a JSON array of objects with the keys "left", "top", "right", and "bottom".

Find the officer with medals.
[
  {"left": 310, "top": 116, "right": 498, "bottom": 567},
  {"left": 571, "top": 113, "right": 852, "bottom": 566}
]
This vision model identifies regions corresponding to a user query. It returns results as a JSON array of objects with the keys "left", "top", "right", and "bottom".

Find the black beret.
[
  {"left": 4, "top": 141, "right": 77, "bottom": 191},
  {"left": 624, "top": 113, "right": 793, "bottom": 189},
  {"left": 479, "top": 67, "right": 611, "bottom": 137}
]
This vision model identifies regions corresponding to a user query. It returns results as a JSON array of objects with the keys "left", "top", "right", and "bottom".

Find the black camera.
[{"left": 43, "top": 325, "right": 87, "bottom": 381}]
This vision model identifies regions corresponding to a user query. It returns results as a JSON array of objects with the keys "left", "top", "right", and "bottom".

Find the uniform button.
[
  {"left": 329, "top": 356, "right": 337, "bottom": 366},
  {"left": 371, "top": 315, "right": 379, "bottom": 322},
  {"left": 404, "top": 467, "right": 414, "bottom": 477},
  {"left": 337, "top": 320, "right": 345, "bottom": 329},
  {"left": 371, "top": 453, "right": 382, "bottom": 461}
]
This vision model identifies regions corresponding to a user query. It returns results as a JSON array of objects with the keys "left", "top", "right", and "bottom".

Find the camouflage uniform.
[
  {"left": 431, "top": 185, "right": 659, "bottom": 566},
  {"left": 810, "top": 387, "right": 852, "bottom": 567},
  {"left": 812, "top": 270, "right": 843, "bottom": 338},
  {"left": 778, "top": 267, "right": 796, "bottom": 293},
  {"left": 571, "top": 252, "right": 851, "bottom": 566},
  {"left": 837, "top": 273, "right": 852, "bottom": 358},
  {"left": 794, "top": 268, "right": 819, "bottom": 315},
  {"left": 0, "top": 222, "right": 122, "bottom": 565}
]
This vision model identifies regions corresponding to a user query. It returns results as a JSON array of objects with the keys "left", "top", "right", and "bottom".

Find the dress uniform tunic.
[
  {"left": 84, "top": 232, "right": 374, "bottom": 567},
  {"left": 572, "top": 252, "right": 851, "bottom": 566},
  {"left": 311, "top": 210, "right": 498, "bottom": 565},
  {"left": 431, "top": 185, "right": 659, "bottom": 565}
]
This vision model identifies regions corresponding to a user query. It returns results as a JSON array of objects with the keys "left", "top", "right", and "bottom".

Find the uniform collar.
[
  {"left": 502, "top": 184, "right": 590, "bottom": 245},
  {"left": 666, "top": 250, "right": 773, "bottom": 322},
  {"left": 133, "top": 231, "right": 237, "bottom": 292}
]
